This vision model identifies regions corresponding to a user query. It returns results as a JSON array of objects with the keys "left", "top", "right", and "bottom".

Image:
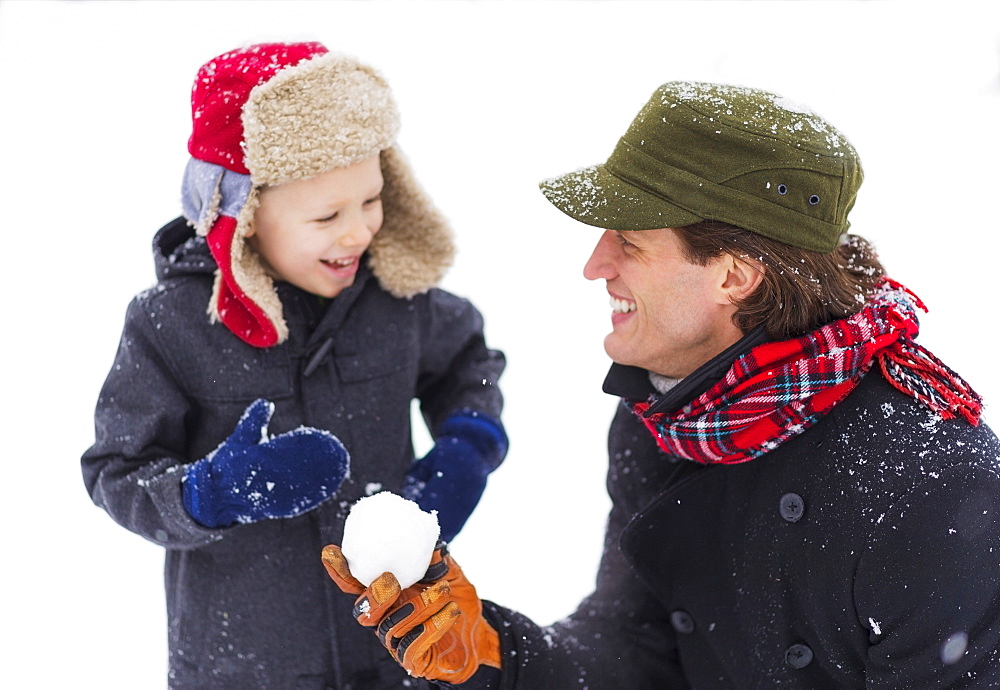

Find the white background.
[{"left": 1, "top": 1, "right": 998, "bottom": 686}]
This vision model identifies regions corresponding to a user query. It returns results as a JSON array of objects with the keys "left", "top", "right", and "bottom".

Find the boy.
[{"left": 82, "top": 42, "right": 507, "bottom": 688}]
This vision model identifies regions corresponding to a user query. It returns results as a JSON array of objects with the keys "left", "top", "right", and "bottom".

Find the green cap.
[{"left": 540, "top": 81, "right": 863, "bottom": 252}]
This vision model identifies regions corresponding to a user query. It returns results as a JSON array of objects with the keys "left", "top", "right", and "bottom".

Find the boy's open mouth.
[{"left": 322, "top": 257, "right": 357, "bottom": 269}]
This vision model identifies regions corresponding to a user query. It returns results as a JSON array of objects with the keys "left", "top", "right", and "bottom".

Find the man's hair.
[{"left": 673, "top": 220, "right": 886, "bottom": 340}]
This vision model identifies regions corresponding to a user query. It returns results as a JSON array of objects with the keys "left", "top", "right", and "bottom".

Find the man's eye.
[{"left": 616, "top": 233, "right": 634, "bottom": 247}]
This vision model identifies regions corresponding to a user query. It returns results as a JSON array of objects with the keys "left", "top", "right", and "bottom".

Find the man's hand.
[{"left": 321, "top": 543, "right": 501, "bottom": 684}]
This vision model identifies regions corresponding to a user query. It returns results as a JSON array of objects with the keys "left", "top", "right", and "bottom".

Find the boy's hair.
[{"left": 674, "top": 220, "right": 886, "bottom": 340}]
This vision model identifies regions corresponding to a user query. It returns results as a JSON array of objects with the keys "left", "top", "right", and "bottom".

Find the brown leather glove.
[{"left": 322, "top": 542, "right": 501, "bottom": 684}]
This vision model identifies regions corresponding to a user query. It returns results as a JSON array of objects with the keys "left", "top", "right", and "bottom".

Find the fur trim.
[
  {"left": 242, "top": 53, "right": 399, "bottom": 187},
  {"left": 369, "top": 147, "right": 455, "bottom": 298},
  {"left": 220, "top": 189, "right": 289, "bottom": 343},
  {"left": 203, "top": 213, "right": 282, "bottom": 347}
]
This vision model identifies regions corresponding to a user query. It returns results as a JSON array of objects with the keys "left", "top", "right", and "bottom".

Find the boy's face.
[{"left": 247, "top": 155, "right": 384, "bottom": 299}]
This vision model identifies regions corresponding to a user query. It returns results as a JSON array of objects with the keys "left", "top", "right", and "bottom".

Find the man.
[{"left": 322, "top": 81, "right": 1000, "bottom": 688}]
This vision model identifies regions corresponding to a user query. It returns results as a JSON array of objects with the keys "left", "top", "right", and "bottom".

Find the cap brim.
[{"left": 539, "top": 163, "right": 703, "bottom": 231}]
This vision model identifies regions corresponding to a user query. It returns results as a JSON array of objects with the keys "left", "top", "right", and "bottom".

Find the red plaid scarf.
[{"left": 631, "top": 279, "right": 982, "bottom": 465}]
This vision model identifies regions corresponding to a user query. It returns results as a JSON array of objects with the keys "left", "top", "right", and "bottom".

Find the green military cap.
[{"left": 539, "top": 81, "right": 863, "bottom": 252}]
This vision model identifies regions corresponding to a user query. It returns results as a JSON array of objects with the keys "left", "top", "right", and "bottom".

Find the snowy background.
[{"left": 2, "top": 1, "right": 998, "bottom": 686}]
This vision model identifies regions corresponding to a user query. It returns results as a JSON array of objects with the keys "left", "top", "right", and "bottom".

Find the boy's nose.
[{"left": 339, "top": 216, "right": 376, "bottom": 247}]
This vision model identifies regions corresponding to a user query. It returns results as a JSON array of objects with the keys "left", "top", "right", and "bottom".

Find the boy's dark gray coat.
[
  {"left": 477, "top": 367, "right": 1000, "bottom": 688},
  {"left": 83, "top": 218, "right": 504, "bottom": 689}
]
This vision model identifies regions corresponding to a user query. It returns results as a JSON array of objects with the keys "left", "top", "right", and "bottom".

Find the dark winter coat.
[
  {"left": 82, "top": 218, "right": 505, "bottom": 689},
  {"left": 474, "top": 336, "right": 1000, "bottom": 689}
]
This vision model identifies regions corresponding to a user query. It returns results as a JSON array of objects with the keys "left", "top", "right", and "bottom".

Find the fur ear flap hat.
[{"left": 182, "top": 42, "right": 455, "bottom": 348}]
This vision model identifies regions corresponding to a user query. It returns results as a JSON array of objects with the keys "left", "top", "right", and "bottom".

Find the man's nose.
[{"left": 583, "top": 230, "right": 618, "bottom": 281}]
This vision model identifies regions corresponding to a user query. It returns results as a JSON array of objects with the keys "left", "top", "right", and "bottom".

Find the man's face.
[
  {"left": 583, "top": 228, "right": 743, "bottom": 379},
  {"left": 247, "top": 155, "right": 385, "bottom": 299}
]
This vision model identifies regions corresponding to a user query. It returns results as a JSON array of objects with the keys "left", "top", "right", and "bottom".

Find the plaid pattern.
[{"left": 631, "top": 279, "right": 982, "bottom": 465}]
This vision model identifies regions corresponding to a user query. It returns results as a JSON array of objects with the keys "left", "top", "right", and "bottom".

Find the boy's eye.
[
  {"left": 363, "top": 195, "right": 382, "bottom": 206},
  {"left": 316, "top": 212, "right": 338, "bottom": 223}
]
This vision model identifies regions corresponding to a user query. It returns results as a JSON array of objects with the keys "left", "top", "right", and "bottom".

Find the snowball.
[{"left": 341, "top": 492, "right": 440, "bottom": 588}]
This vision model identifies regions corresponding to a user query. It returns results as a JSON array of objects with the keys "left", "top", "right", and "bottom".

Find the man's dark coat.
[{"left": 478, "top": 343, "right": 1000, "bottom": 689}]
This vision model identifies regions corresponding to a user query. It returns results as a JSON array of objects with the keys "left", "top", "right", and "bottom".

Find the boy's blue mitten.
[
  {"left": 403, "top": 412, "right": 508, "bottom": 542},
  {"left": 182, "top": 399, "right": 350, "bottom": 528}
]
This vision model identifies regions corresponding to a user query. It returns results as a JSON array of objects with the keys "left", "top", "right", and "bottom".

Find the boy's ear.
[{"left": 719, "top": 254, "right": 764, "bottom": 303}]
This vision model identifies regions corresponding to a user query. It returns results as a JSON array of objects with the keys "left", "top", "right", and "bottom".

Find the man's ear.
[{"left": 719, "top": 254, "right": 764, "bottom": 303}]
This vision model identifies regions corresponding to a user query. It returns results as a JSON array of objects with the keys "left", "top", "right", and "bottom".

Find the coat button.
[
  {"left": 779, "top": 493, "right": 805, "bottom": 522},
  {"left": 670, "top": 610, "right": 695, "bottom": 634},
  {"left": 785, "top": 643, "right": 814, "bottom": 669}
]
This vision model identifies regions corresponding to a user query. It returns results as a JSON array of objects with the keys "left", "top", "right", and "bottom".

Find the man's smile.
[{"left": 610, "top": 295, "right": 636, "bottom": 314}]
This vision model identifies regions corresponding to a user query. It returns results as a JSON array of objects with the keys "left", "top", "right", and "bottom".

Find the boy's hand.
[
  {"left": 321, "top": 543, "right": 501, "bottom": 684},
  {"left": 182, "top": 399, "right": 349, "bottom": 528},
  {"left": 403, "top": 412, "right": 508, "bottom": 542}
]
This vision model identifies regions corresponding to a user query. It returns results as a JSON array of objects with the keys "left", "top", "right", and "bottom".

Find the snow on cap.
[{"left": 540, "top": 81, "right": 864, "bottom": 253}]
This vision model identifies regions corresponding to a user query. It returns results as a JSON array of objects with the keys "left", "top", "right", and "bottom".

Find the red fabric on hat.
[
  {"left": 188, "top": 42, "right": 328, "bottom": 174},
  {"left": 205, "top": 215, "right": 280, "bottom": 348}
]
